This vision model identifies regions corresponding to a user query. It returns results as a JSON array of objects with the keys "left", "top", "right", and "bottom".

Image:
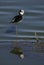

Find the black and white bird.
[
  {"left": 11, "top": 9, "right": 24, "bottom": 47},
  {"left": 11, "top": 9, "right": 24, "bottom": 24}
]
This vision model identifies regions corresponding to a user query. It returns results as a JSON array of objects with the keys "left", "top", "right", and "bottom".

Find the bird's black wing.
[
  {"left": 11, "top": 16, "right": 16, "bottom": 23},
  {"left": 11, "top": 15, "right": 22, "bottom": 23}
]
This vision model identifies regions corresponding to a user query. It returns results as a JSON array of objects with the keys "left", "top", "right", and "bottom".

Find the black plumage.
[
  {"left": 11, "top": 15, "right": 23, "bottom": 23},
  {"left": 11, "top": 9, "right": 24, "bottom": 24}
]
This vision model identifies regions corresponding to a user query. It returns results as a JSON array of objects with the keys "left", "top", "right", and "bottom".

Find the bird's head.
[
  {"left": 19, "top": 54, "right": 24, "bottom": 59},
  {"left": 19, "top": 9, "right": 24, "bottom": 15}
]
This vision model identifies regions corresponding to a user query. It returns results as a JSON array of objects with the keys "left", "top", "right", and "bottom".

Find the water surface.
[{"left": 0, "top": 0, "right": 44, "bottom": 65}]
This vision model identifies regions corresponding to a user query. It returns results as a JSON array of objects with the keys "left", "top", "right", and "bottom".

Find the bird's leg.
[
  {"left": 35, "top": 32, "right": 39, "bottom": 43},
  {"left": 16, "top": 24, "right": 18, "bottom": 46}
]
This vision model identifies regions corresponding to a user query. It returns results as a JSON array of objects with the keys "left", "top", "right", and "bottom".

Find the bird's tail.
[{"left": 9, "top": 20, "right": 14, "bottom": 23}]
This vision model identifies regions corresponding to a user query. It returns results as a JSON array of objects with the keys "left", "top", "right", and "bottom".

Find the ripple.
[
  {"left": 18, "top": 29, "right": 44, "bottom": 33},
  {"left": 34, "top": 5, "right": 44, "bottom": 8},
  {"left": 0, "top": 6, "right": 19, "bottom": 9},
  {"left": 0, "top": 33, "right": 44, "bottom": 38},
  {"left": 25, "top": 10, "right": 44, "bottom": 17},
  {"left": 26, "top": 10, "right": 44, "bottom": 13},
  {"left": 0, "top": 11, "right": 13, "bottom": 14}
]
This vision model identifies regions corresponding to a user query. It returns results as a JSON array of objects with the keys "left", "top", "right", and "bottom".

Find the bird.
[
  {"left": 10, "top": 10, "right": 24, "bottom": 59},
  {"left": 11, "top": 9, "right": 24, "bottom": 46},
  {"left": 11, "top": 9, "right": 24, "bottom": 24}
]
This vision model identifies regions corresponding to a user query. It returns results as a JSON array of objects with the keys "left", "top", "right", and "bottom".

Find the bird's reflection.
[
  {"left": 10, "top": 47, "right": 24, "bottom": 59},
  {"left": 6, "top": 26, "right": 16, "bottom": 33}
]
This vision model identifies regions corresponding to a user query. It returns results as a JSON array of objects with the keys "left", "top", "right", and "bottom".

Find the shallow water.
[{"left": 0, "top": 0, "right": 44, "bottom": 65}]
